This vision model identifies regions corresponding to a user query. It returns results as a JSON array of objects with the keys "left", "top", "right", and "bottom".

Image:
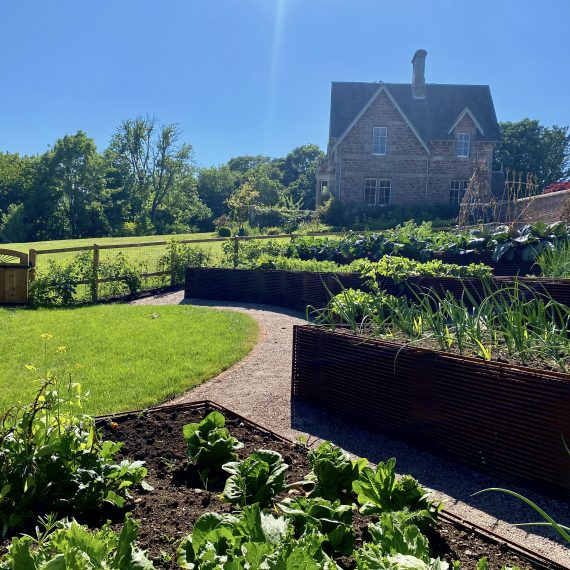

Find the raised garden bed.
[
  {"left": 291, "top": 325, "right": 570, "bottom": 497},
  {"left": 185, "top": 267, "right": 365, "bottom": 313},
  {"left": 185, "top": 268, "right": 570, "bottom": 313},
  {"left": 1, "top": 400, "right": 566, "bottom": 568}
]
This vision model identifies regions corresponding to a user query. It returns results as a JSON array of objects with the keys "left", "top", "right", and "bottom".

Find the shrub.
[
  {"left": 218, "top": 226, "right": 232, "bottom": 237},
  {"left": 157, "top": 240, "right": 212, "bottom": 285},
  {"left": 221, "top": 239, "right": 287, "bottom": 268},
  {"left": 263, "top": 226, "right": 283, "bottom": 235},
  {"left": 0, "top": 377, "right": 150, "bottom": 535},
  {"left": 98, "top": 252, "right": 143, "bottom": 297}
]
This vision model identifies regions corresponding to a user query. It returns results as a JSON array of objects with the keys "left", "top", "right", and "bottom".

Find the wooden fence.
[
  {"left": 0, "top": 249, "right": 30, "bottom": 304},
  {"left": 27, "top": 232, "right": 346, "bottom": 303}
]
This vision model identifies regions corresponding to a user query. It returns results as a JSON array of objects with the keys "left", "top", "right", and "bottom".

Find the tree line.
[
  {"left": 0, "top": 116, "right": 568, "bottom": 243},
  {"left": 0, "top": 116, "right": 324, "bottom": 242}
]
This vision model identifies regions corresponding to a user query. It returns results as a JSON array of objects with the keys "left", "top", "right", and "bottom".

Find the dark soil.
[{"left": 0, "top": 404, "right": 559, "bottom": 569}]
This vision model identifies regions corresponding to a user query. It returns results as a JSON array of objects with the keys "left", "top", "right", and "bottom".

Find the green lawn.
[
  {"left": 2, "top": 231, "right": 220, "bottom": 252},
  {"left": 0, "top": 304, "right": 258, "bottom": 415}
]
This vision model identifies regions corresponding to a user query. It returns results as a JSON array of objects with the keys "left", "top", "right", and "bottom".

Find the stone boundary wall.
[{"left": 514, "top": 189, "right": 570, "bottom": 223}]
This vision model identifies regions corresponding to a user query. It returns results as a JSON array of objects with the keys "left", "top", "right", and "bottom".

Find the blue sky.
[{"left": 0, "top": 0, "right": 568, "bottom": 167}]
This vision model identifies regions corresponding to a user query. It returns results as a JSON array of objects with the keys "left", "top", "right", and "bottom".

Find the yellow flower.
[
  {"left": 24, "top": 364, "right": 37, "bottom": 372},
  {"left": 56, "top": 346, "right": 67, "bottom": 354},
  {"left": 40, "top": 333, "right": 53, "bottom": 340}
]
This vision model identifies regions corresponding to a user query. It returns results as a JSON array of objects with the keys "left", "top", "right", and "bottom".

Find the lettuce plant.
[
  {"left": 182, "top": 411, "right": 243, "bottom": 478},
  {"left": 352, "top": 459, "right": 441, "bottom": 528},
  {"left": 0, "top": 514, "right": 153, "bottom": 570},
  {"left": 306, "top": 441, "right": 367, "bottom": 502},
  {"left": 177, "top": 504, "right": 285, "bottom": 568},
  {"left": 221, "top": 449, "right": 288, "bottom": 508},
  {"left": 0, "top": 379, "right": 150, "bottom": 535},
  {"left": 178, "top": 505, "right": 339, "bottom": 570},
  {"left": 278, "top": 496, "right": 355, "bottom": 556},
  {"left": 355, "top": 548, "right": 449, "bottom": 570}
]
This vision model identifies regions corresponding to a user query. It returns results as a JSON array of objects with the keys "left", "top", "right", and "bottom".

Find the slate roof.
[{"left": 329, "top": 82, "right": 502, "bottom": 144}]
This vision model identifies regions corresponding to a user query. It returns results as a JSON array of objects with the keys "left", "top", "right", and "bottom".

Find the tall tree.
[
  {"left": 45, "top": 131, "right": 105, "bottom": 237},
  {"left": 495, "top": 119, "right": 570, "bottom": 188},
  {"left": 281, "top": 144, "right": 324, "bottom": 209},
  {"left": 108, "top": 117, "right": 198, "bottom": 229},
  {"left": 196, "top": 165, "right": 238, "bottom": 220}
]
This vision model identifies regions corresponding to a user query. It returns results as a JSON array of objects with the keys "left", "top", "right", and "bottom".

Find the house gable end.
[
  {"left": 330, "top": 85, "right": 430, "bottom": 156},
  {"left": 447, "top": 107, "right": 485, "bottom": 137}
]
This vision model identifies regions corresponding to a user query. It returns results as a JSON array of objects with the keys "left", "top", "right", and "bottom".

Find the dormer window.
[
  {"left": 373, "top": 127, "right": 387, "bottom": 155},
  {"left": 457, "top": 132, "right": 470, "bottom": 157}
]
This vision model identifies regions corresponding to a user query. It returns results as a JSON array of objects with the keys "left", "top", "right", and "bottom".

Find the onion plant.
[{"left": 320, "top": 279, "right": 570, "bottom": 372}]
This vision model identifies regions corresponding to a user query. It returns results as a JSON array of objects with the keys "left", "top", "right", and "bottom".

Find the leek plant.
[{"left": 320, "top": 279, "right": 570, "bottom": 372}]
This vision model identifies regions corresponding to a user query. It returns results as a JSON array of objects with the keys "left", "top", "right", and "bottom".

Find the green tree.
[
  {"left": 495, "top": 119, "right": 570, "bottom": 188},
  {"left": 226, "top": 181, "right": 259, "bottom": 225},
  {"left": 108, "top": 117, "right": 200, "bottom": 229},
  {"left": 196, "top": 165, "right": 238, "bottom": 220}
]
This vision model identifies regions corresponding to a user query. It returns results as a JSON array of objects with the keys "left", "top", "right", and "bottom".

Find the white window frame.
[
  {"left": 457, "top": 132, "right": 470, "bottom": 157},
  {"left": 372, "top": 127, "right": 388, "bottom": 155},
  {"left": 320, "top": 180, "right": 328, "bottom": 192},
  {"left": 377, "top": 179, "right": 391, "bottom": 206},
  {"left": 364, "top": 178, "right": 377, "bottom": 206},
  {"left": 449, "top": 180, "right": 469, "bottom": 204}
]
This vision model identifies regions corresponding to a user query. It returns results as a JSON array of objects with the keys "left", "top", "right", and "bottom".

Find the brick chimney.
[{"left": 412, "top": 49, "right": 427, "bottom": 99}]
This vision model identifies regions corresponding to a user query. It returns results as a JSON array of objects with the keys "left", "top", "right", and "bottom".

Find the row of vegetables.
[
  {"left": 0, "top": 378, "right": 528, "bottom": 569},
  {"left": 223, "top": 221, "right": 570, "bottom": 278}
]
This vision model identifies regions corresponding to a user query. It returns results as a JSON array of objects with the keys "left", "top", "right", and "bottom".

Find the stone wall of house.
[
  {"left": 335, "top": 90, "right": 429, "bottom": 207},
  {"left": 512, "top": 189, "right": 570, "bottom": 223},
  {"left": 321, "top": 91, "right": 496, "bottom": 208}
]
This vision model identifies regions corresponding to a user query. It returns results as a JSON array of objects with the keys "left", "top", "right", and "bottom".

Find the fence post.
[
  {"left": 28, "top": 249, "right": 37, "bottom": 283},
  {"left": 170, "top": 242, "right": 177, "bottom": 287},
  {"left": 233, "top": 236, "right": 239, "bottom": 268},
  {"left": 91, "top": 244, "right": 100, "bottom": 303}
]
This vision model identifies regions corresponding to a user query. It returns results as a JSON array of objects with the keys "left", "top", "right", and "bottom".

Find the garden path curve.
[{"left": 132, "top": 291, "right": 570, "bottom": 566}]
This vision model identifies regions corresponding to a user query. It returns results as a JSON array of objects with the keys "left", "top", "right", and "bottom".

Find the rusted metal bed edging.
[{"left": 96, "top": 400, "right": 568, "bottom": 570}]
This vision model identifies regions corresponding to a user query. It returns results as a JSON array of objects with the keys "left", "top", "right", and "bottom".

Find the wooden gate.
[{"left": 0, "top": 249, "right": 29, "bottom": 304}]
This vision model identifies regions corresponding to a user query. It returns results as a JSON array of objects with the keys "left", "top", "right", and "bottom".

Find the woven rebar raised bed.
[
  {"left": 291, "top": 325, "right": 570, "bottom": 496},
  {"left": 184, "top": 267, "right": 365, "bottom": 313},
  {"left": 185, "top": 268, "right": 570, "bottom": 312}
]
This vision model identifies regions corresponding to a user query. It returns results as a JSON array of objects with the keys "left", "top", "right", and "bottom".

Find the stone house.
[{"left": 316, "top": 50, "right": 502, "bottom": 209}]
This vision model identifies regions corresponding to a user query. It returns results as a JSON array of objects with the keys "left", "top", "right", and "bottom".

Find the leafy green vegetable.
[
  {"left": 355, "top": 548, "right": 448, "bottom": 570},
  {"left": 0, "top": 514, "right": 153, "bottom": 569},
  {"left": 306, "top": 441, "right": 367, "bottom": 502},
  {"left": 352, "top": 459, "right": 441, "bottom": 528},
  {"left": 221, "top": 449, "right": 288, "bottom": 507},
  {"left": 366, "top": 511, "right": 430, "bottom": 560},
  {"left": 278, "top": 496, "right": 355, "bottom": 556},
  {"left": 178, "top": 504, "right": 339, "bottom": 569},
  {"left": 0, "top": 379, "right": 150, "bottom": 535},
  {"left": 182, "top": 411, "right": 243, "bottom": 479}
]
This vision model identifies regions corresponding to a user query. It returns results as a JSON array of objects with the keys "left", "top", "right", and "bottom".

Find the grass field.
[{"left": 0, "top": 304, "right": 258, "bottom": 415}]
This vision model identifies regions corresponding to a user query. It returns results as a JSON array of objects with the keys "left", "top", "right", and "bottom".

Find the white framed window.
[
  {"left": 457, "top": 132, "right": 470, "bottom": 157},
  {"left": 373, "top": 127, "right": 388, "bottom": 155},
  {"left": 364, "top": 178, "right": 377, "bottom": 205},
  {"left": 320, "top": 180, "right": 328, "bottom": 192},
  {"left": 449, "top": 180, "right": 469, "bottom": 204},
  {"left": 378, "top": 179, "right": 391, "bottom": 206}
]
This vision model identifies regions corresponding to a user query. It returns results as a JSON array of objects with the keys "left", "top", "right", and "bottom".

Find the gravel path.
[{"left": 133, "top": 291, "right": 569, "bottom": 566}]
